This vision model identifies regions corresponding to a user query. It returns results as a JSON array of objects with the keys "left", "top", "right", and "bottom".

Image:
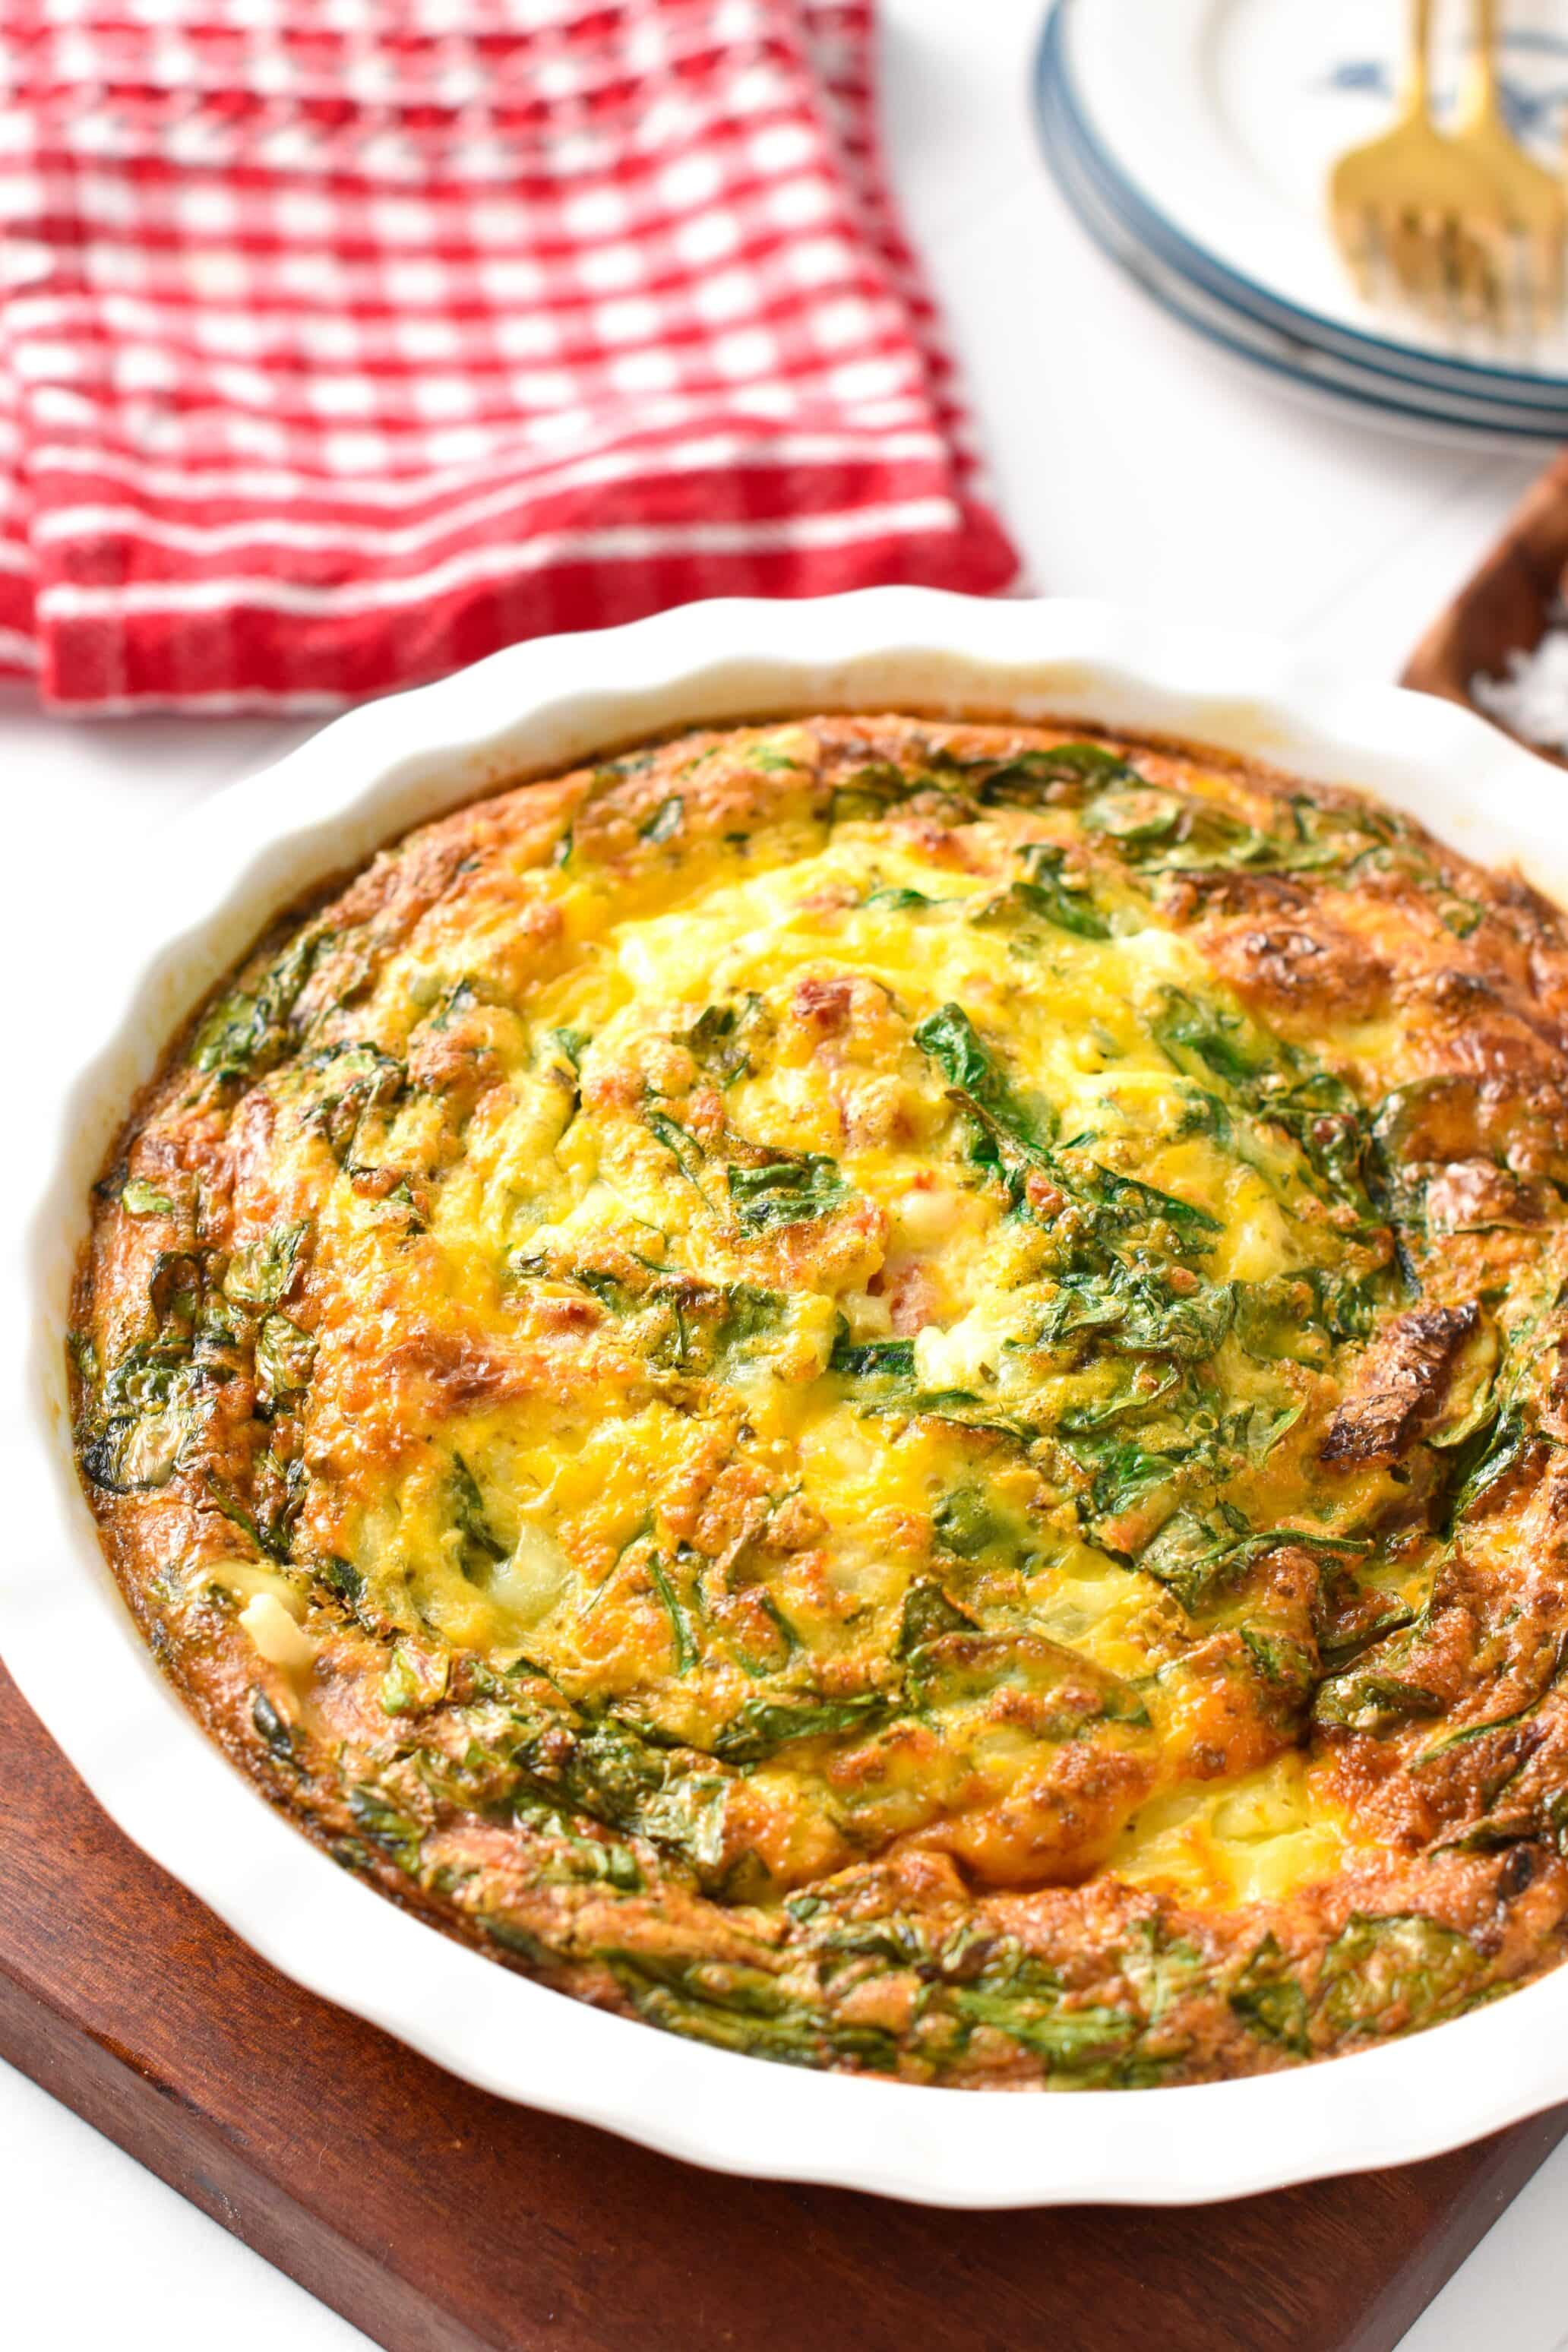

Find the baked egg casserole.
[{"left": 71, "top": 715, "right": 1568, "bottom": 2085}]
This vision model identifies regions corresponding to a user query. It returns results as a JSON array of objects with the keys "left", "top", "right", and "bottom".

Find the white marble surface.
[{"left": 3, "top": 2, "right": 1566, "bottom": 2345}]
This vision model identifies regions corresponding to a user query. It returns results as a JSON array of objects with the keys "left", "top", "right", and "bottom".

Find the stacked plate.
[{"left": 1037, "top": 0, "right": 1568, "bottom": 446}]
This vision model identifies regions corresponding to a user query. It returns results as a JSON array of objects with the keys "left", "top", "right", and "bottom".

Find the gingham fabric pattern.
[{"left": 0, "top": 0, "right": 1017, "bottom": 712}]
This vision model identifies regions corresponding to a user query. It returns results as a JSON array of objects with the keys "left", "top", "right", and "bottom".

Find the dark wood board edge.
[
  {"left": 3, "top": 1655, "right": 1566, "bottom": 2352},
  {"left": 1338, "top": 2107, "right": 1568, "bottom": 2352},
  {"left": 1402, "top": 447, "right": 1568, "bottom": 767},
  {"left": 0, "top": 1968, "right": 485, "bottom": 2352}
]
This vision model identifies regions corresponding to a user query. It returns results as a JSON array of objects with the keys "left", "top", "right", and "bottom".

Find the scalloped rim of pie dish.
[{"left": 10, "top": 589, "right": 1568, "bottom": 2208}]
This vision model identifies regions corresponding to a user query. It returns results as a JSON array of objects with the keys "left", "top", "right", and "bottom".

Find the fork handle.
[
  {"left": 1399, "top": 0, "right": 1435, "bottom": 120},
  {"left": 1462, "top": 0, "right": 1503, "bottom": 123}
]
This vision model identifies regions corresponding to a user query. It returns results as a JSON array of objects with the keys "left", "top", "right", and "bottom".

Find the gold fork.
[
  {"left": 1449, "top": 0, "right": 1566, "bottom": 326},
  {"left": 1328, "top": 0, "right": 1510, "bottom": 324}
]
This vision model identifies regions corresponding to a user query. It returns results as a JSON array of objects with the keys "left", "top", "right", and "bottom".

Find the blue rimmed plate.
[
  {"left": 1036, "top": 24, "right": 1568, "bottom": 445},
  {"left": 1041, "top": 0, "right": 1568, "bottom": 408}
]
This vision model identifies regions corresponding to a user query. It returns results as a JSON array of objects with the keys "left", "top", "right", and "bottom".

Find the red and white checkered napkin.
[{"left": 0, "top": 0, "right": 1018, "bottom": 713}]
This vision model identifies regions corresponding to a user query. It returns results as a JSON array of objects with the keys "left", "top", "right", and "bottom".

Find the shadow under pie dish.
[{"left": 68, "top": 692, "right": 1568, "bottom": 2094}]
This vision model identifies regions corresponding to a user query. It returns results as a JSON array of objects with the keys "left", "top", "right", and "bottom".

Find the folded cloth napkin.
[{"left": 0, "top": 0, "right": 1017, "bottom": 712}]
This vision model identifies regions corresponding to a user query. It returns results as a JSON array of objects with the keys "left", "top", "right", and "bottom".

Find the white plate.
[
  {"left": 1038, "top": 36, "right": 1568, "bottom": 447},
  {"left": 10, "top": 591, "right": 1568, "bottom": 2207},
  {"left": 1061, "top": 0, "right": 1568, "bottom": 390}
]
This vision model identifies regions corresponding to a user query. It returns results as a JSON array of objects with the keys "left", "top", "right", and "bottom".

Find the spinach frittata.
[{"left": 72, "top": 715, "right": 1568, "bottom": 2085}]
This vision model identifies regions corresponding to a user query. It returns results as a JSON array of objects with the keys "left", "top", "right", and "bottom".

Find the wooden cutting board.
[{"left": 0, "top": 1658, "right": 1562, "bottom": 2352}]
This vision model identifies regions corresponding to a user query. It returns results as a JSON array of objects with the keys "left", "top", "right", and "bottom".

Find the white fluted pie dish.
[{"left": 8, "top": 590, "right": 1568, "bottom": 2205}]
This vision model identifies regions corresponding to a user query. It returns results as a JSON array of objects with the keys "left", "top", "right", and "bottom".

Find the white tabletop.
[{"left": 4, "top": 3, "right": 1565, "bottom": 2346}]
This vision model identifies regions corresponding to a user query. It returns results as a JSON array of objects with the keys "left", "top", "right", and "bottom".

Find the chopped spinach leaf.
[
  {"left": 683, "top": 997, "right": 759, "bottom": 1085},
  {"left": 975, "top": 742, "right": 1137, "bottom": 806},
  {"left": 728, "top": 1154, "right": 850, "bottom": 1231},
  {"left": 896, "top": 1579, "right": 978, "bottom": 1656},
  {"left": 931, "top": 1486, "right": 999, "bottom": 1558},
  {"left": 79, "top": 1345, "right": 204, "bottom": 1493},
  {"left": 646, "top": 1110, "right": 706, "bottom": 1181},
  {"left": 223, "top": 1219, "right": 307, "bottom": 1310},
  {"left": 1228, "top": 1399, "right": 1304, "bottom": 1462},
  {"left": 1064, "top": 1157, "right": 1221, "bottom": 1241},
  {"left": 1229, "top": 1935, "right": 1309, "bottom": 2055},
  {"left": 1081, "top": 783, "right": 1185, "bottom": 847},
  {"left": 899, "top": 1391, "right": 1038, "bottom": 1444},
  {"left": 1154, "top": 987, "right": 1269, "bottom": 1092},
  {"left": 1238, "top": 1630, "right": 1317, "bottom": 1725},
  {"left": 640, "top": 795, "right": 684, "bottom": 843},
  {"left": 1446, "top": 1407, "right": 1532, "bottom": 1528},
  {"left": 716, "top": 1283, "right": 785, "bottom": 1358},
  {"left": 204, "top": 1473, "right": 296, "bottom": 1564},
  {"left": 1042, "top": 1263, "right": 1234, "bottom": 1362},
  {"left": 915, "top": 1003, "right": 1217, "bottom": 1251},
  {"left": 1414, "top": 1696, "right": 1547, "bottom": 1766},
  {"left": 1010, "top": 841, "right": 1113, "bottom": 940},
  {"left": 611, "top": 1955, "right": 896, "bottom": 2072},
  {"left": 828, "top": 760, "right": 916, "bottom": 822},
  {"left": 864, "top": 884, "right": 940, "bottom": 912},
  {"left": 250, "top": 1689, "right": 300, "bottom": 1771},
  {"left": 830, "top": 1333, "right": 915, "bottom": 1379},
  {"left": 380, "top": 1644, "right": 449, "bottom": 1717},
  {"left": 298, "top": 1043, "right": 406, "bottom": 1168},
  {"left": 191, "top": 922, "right": 333, "bottom": 1083},
  {"left": 907, "top": 1630, "right": 1149, "bottom": 1730},
  {"left": 121, "top": 1177, "right": 175, "bottom": 1217},
  {"left": 942, "top": 1942, "right": 1142, "bottom": 2077},
  {"left": 346, "top": 1785, "right": 425, "bottom": 1875},
  {"left": 1313, "top": 1673, "right": 1445, "bottom": 1735},
  {"left": 913, "top": 1002, "right": 1052, "bottom": 1150},
  {"left": 646, "top": 1554, "right": 699, "bottom": 1676},
  {"left": 713, "top": 1690, "right": 896, "bottom": 1764},
  {"left": 315, "top": 1555, "right": 365, "bottom": 1608},
  {"left": 1062, "top": 1427, "right": 1187, "bottom": 1522},
  {"left": 1155, "top": 988, "right": 1372, "bottom": 1213},
  {"left": 1137, "top": 1512, "right": 1365, "bottom": 1614},
  {"left": 548, "top": 1025, "right": 590, "bottom": 1067},
  {"left": 451, "top": 1456, "right": 508, "bottom": 1577},
  {"left": 254, "top": 1313, "right": 316, "bottom": 1408},
  {"left": 428, "top": 978, "right": 477, "bottom": 1030},
  {"left": 1319, "top": 1913, "right": 1479, "bottom": 2035}
]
